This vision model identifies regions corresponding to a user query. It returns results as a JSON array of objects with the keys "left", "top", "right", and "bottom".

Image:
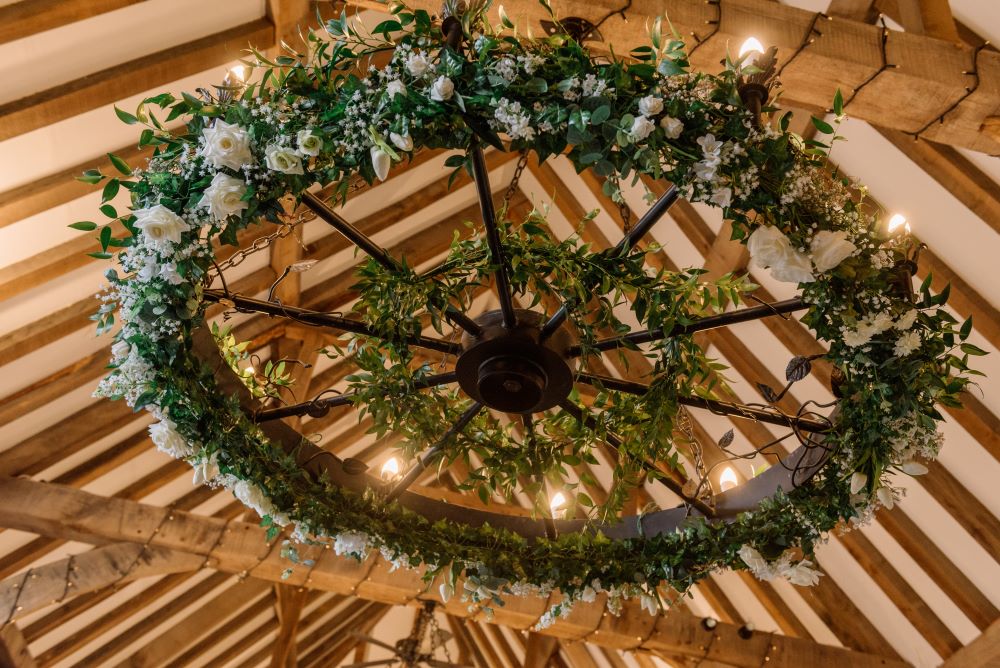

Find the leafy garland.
[{"left": 85, "top": 2, "right": 982, "bottom": 618}]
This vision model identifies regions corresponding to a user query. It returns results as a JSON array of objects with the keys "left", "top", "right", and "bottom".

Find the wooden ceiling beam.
[
  {"left": 892, "top": 0, "right": 961, "bottom": 44},
  {"left": 827, "top": 0, "right": 880, "bottom": 24},
  {"left": 0, "top": 478, "right": 911, "bottom": 668},
  {"left": 0, "top": 0, "right": 143, "bottom": 45},
  {"left": 941, "top": 617, "right": 1000, "bottom": 668},
  {"left": 0, "top": 19, "right": 275, "bottom": 141},
  {"left": 228, "top": 592, "right": 343, "bottom": 668},
  {"left": 345, "top": 0, "right": 1000, "bottom": 154}
]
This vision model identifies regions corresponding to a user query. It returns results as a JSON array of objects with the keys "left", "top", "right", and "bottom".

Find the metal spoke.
[
  {"left": 575, "top": 373, "right": 831, "bottom": 434},
  {"left": 558, "top": 398, "right": 715, "bottom": 517},
  {"left": 301, "top": 191, "right": 482, "bottom": 337},
  {"left": 254, "top": 372, "right": 458, "bottom": 422},
  {"left": 571, "top": 297, "right": 807, "bottom": 356},
  {"left": 539, "top": 184, "right": 681, "bottom": 341},
  {"left": 385, "top": 402, "right": 484, "bottom": 502},
  {"left": 203, "top": 289, "right": 461, "bottom": 355},
  {"left": 470, "top": 147, "right": 517, "bottom": 329}
]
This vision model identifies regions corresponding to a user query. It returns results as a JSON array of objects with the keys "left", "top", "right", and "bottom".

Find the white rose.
[
  {"left": 430, "top": 76, "right": 454, "bottom": 101},
  {"left": 771, "top": 248, "right": 815, "bottom": 284},
  {"left": 638, "top": 95, "right": 663, "bottom": 116},
  {"left": 198, "top": 172, "right": 248, "bottom": 221},
  {"left": 149, "top": 419, "right": 194, "bottom": 458},
  {"left": 660, "top": 115, "right": 683, "bottom": 139},
  {"left": 810, "top": 230, "right": 857, "bottom": 273},
  {"left": 405, "top": 51, "right": 430, "bottom": 77},
  {"left": 296, "top": 129, "right": 322, "bottom": 157},
  {"left": 192, "top": 453, "right": 220, "bottom": 485},
  {"left": 134, "top": 204, "right": 190, "bottom": 247},
  {"left": 709, "top": 186, "right": 732, "bottom": 209},
  {"left": 386, "top": 79, "right": 407, "bottom": 98},
  {"left": 738, "top": 545, "right": 773, "bottom": 580},
  {"left": 849, "top": 472, "right": 868, "bottom": 494},
  {"left": 265, "top": 144, "right": 304, "bottom": 175},
  {"left": 780, "top": 559, "right": 822, "bottom": 587},
  {"left": 629, "top": 115, "right": 655, "bottom": 142},
  {"left": 232, "top": 479, "right": 275, "bottom": 516},
  {"left": 747, "top": 225, "right": 792, "bottom": 269},
  {"left": 894, "top": 309, "right": 918, "bottom": 330},
  {"left": 389, "top": 131, "right": 413, "bottom": 151},
  {"left": 201, "top": 120, "right": 253, "bottom": 171},
  {"left": 370, "top": 146, "right": 391, "bottom": 181}
]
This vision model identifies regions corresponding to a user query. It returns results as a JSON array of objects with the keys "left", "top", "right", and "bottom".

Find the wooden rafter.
[
  {"left": 0, "top": 478, "right": 912, "bottom": 668},
  {"left": 0, "top": 624, "right": 36, "bottom": 668},
  {"left": 0, "top": 0, "right": 143, "bottom": 45}
]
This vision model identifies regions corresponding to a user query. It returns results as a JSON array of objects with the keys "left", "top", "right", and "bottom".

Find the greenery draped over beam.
[{"left": 82, "top": 0, "right": 980, "bottom": 619}]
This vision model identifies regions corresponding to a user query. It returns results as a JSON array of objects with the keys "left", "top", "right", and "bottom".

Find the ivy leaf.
[
  {"left": 756, "top": 382, "right": 778, "bottom": 404},
  {"left": 785, "top": 356, "right": 812, "bottom": 382},
  {"left": 718, "top": 429, "right": 734, "bottom": 449}
]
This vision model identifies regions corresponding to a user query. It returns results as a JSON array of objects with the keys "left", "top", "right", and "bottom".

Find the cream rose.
[
  {"left": 747, "top": 225, "right": 791, "bottom": 268},
  {"left": 405, "top": 51, "right": 431, "bottom": 77},
  {"left": 638, "top": 95, "right": 663, "bottom": 116},
  {"left": 201, "top": 120, "right": 252, "bottom": 171},
  {"left": 149, "top": 419, "right": 194, "bottom": 458},
  {"left": 389, "top": 131, "right": 413, "bottom": 151},
  {"left": 430, "top": 76, "right": 454, "bottom": 101},
  {"left": 296, "top": 129, "right": 322, "bottom": 157},
  {"left": 386, "top": 79, "right": 407, "bottom": 98},
  {"left": 629, "top": 115, "right": 655, "bottom": 142},
  {"left": 134, "top": 204, "right": 190, "bottom": 247},
  {"left": 771, "top": 249, "right": 815, "bottom": 284},
  {"left": 111, "top": 339, "right": 131, "bottom": 361},
  {"left": 849, "top": 472, "right": 868, "bottom": 494},
  {"left": 370, "top": 146, "right": 391, "bottom": 181},
  {"left": 810, "top": 230, "right": 856, "bottom": 273},
  {"left": 264, "top": 144, "right": 304, "bottom": 175},
  {"left": 660, "top": 116, "right": 683, "bottom": 139},
  {"left": 198, "top": 172, "right": 248, "bottom": 221}
]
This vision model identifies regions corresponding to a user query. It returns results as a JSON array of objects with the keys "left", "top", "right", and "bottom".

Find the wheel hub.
[{"left": 455, "top": 309, "right": 575, "bottom": 413}]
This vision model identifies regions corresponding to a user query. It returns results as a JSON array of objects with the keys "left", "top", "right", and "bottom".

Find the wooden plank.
[
  {"left": 894, "top": 0, "right": 960, "bottom": 43},
  {"left": 0, "top": 19, "right": 275, "bottom": 141},
  {"left": 344, "top": 0, "right": 1000, "bottom": 154},
  {"left": 0, "top": 624, "right": 35, "bottom": 668},
  {"left": 0, "top": 478, "right": 911, "bottom": 668},
  {"left": 270, "top": 585, "right": 307, "bottom": 668},
  {"left": 525, "top": 632, "right": 559, "bottom": 668},
  {"left": 827, "top": 0, "right": 879, "bottom": 23},
  {"left": 0, "top": 0, "right": 143, "bottom": 45},
  {"left": 941, "top": 618, "right": 1000, "bottom": 668}
]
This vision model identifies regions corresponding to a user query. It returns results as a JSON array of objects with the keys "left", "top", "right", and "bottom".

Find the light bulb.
[
  {"left": 549, "top": 491, "right": 567, "bottom": 518},
  {"left": 380, "top": 457, "right": 400, "bottom": 481},
  {"left": 888, "top": 213, "right": 910, "bottom": 235},
  {"left": 245, "top": 365, "right": 255, "bottom": 376},
  {"left": 739, "top": 37, "right": 765, "bottom": 59},
  {"left": 719, "top": 467, "right": 738, "bottom": 492},
  {"left": 229, "top": 65, "right": 246, "bottom": 82}
]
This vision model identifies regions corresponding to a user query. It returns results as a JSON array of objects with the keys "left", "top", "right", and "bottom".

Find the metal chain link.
[
  {"left": 501, "top": 151, "right": 529, "bottom": 213},
  {"left": 610, "top": 174, "right": 632, "bottom": 232}
]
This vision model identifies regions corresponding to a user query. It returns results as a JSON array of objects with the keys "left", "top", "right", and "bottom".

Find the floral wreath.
[{"left": 83, "top": 2, "right": 981, "bottom": 619}]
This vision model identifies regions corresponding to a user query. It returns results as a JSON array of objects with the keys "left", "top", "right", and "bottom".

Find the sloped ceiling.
[{"left": 0, "top": 1, "right": 999, "bottom": 667}]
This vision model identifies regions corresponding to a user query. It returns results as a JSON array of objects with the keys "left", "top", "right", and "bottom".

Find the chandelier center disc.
[{"left": 455, "top": 309, "right": 575, "bottom": 413}]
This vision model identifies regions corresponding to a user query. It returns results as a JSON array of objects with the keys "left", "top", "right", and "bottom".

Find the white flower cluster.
[
  {"left": 493, "top": 97, "right": 535, "bottom": 140},
  {"left": 840, "top": 308, "right": 919, "bottom": 356},
  {"left": 334, "top": 531, "right": 372, "bottom": 559},
  {"left": 738, "top": 545, "right": 823, "bottom": 586}
]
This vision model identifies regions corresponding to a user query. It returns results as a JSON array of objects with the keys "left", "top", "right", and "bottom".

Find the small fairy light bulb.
[
  {"left": 549, "top": 491, "right": 567, "bottom": 519},
  {"left": 245, "top": 365, "right": 256, "bottom": 377},
  {"left": 739, "top": 36, "right": 765, "bottom": 63},
  {"left": 719, "top": 467, "right": 739, "bottom": 492},
  {"left": 380, "top": 457, "right": 400, "bottom": 481},
  {"left": 888, "top": 213, "right": 911, "bottom": 235},
  {"left": 229, "top": 65, "right": 246, "bottom": 83}
]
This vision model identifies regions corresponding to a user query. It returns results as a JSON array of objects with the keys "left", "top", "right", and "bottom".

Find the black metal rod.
[
  {"left": 538, "top": 184, "right": 681, "bottom": 341},
  {"left": 558, "top": 398, "right": 715, "bottom": 517},
  {"left": 385, "top": 402, "right": 484, "bottom": 502},
  {"left": 470, "top": 147, "right": 517, "bottom": 329},
  {"left": 203, "top": 289, "right": 461, "bottom": 355},
  {"left": 612, "top": 184, "right": 680, "bottom": 255},
  {"left": 575, "top": 373, "right": 831, "bottom": 434},
  {"left": 301, "top": 191, "right": 483, "bottom": 337},
  {"left": 570, "top": 298, "right": 807, "bottom": 356},
  {"left": 254, "top": 371, "right": 459, "bottom": 422}
]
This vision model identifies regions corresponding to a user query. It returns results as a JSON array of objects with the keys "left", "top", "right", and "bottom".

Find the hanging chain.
[
  {"left": 501, "top": 151, "right": 529, "bottom": 213},
  {"left": 610, "top": 174, "right": 632, "bottom": 232},
  {"left": 427, "top": 609, "right": 453, "bottom": 663}
]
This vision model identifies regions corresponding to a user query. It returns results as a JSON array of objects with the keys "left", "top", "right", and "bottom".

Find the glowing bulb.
[
  {"left": 549, "top": 491, "right": 567, "bottom": 518},
  {"left": 245, "top": 365, "right": 256, "bottom": 377},
  {"left": 719, "top": 467, "right": 739, "bottom": 492},
  {"left": 888, "top": 213, "right": 910, "bottom": 235},
  {"left": 380, "top": 458, "right": 400, "bottom": 481},
  {"left": 229, "top": 65, "right": 246, "bottom": 82},
  {"left": 739, "top": 37, "right": 765, "bottom": 58}
]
